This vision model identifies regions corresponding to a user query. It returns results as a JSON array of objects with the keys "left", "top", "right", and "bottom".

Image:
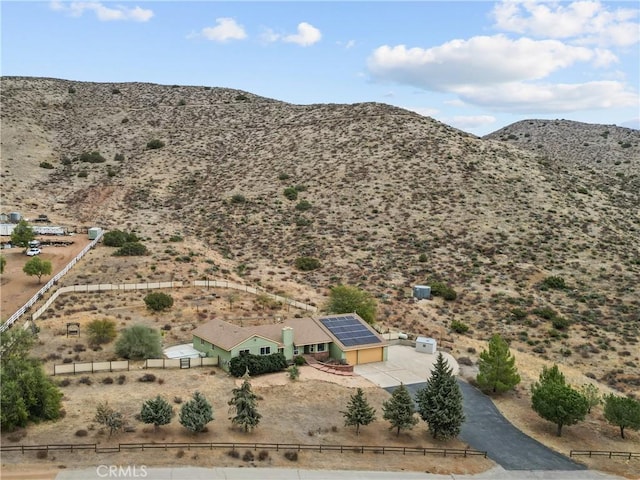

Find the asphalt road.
[{"left": 391, "top": 381, "right": 587, "bottom": 471}]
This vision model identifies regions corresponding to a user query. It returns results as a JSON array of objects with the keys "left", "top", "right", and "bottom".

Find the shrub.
[
  {"left": 294, "top": 355, "right": 306, "bottom": 366},
  {"left": 533, "top": 307, "right": 556, "bottom": 319},
  {"left": 278, "top": 173, "right": 290, "bottom": 181},
  {"left": 230, "top": 194, "right": 246, "bottom": 204},
  {"left": 450, "top": 320, "right": 469, "bottom": 334},
  {"left": 117, "top": 375, "right": 126, "bottom": 385},
  {"left": 68, "top": 86, "right": 76, "bottom": 94},
  {"left": 295, "top": 200, "right": 312, "bottom": 211},
  {"left": 295, "top": 256, "right": 321, "bottom": 271},
  {"left": 229, "top": 352, "right": 288, "bottom": 377},
  {"left": 283, "top": 187, "right": 298, "bottom": 200},
  {"left": 139, "top": 373, "right": 156, "bottom": 383},
  {"left": 87, "top": 319, "right": 117, "bottom": 345},
  {"left": 78, "top": 376, "right": 93, "bottom": 385},
  {"left": 77, "top": 151, "right": 106, "bottom": 163},
  {"left": 39, "top": 161, "right": 54, "bottom": 169},
  {"left": 113, "top": 242, "right": 148, "bottom": 256},
  {"left": 144, "top": 292, "right": 174, "bottom": 312},
  {"left": 58, "top": 378, "right": 71, "bottom": 387},
  {"left": 115, "top": 325, "right": 162, "bottom": 360},
  {"left": 78, "top": 170, "right": 88, "bottom": 178},
  {"left": 257, "top": 450, "right": 269, "bottom": 461},
  {"left": 169, "top": 234, "right": 183, "bottom": 242},
  {"left": 227, "top": 450, "right": 240, "bottom": 459},
  {"left": 146, "top": 139, "right": 165, "bottom": 150},
  {"left": 102, "top": 377, "right": 114, "bottom": 385},
  {"left": 431, "top": 281, "right": 457, "bottom": 301},
  {"left": 114, "top": 153, "right": 125, "bottom": 162},
  {"left": 75, "top": 429, "right": 88, "bottom": 437},
  {"left": 541, "top": 276, "right": 567, "bottom": 290},
  {"left": 418, "top": 253, "right": 428, "bottom": 263},
  {"left": 242, "top": 450, "right": 255, "bottom": 462},
  {"left": 288, "top": 365, "right": 300, "bottom": 380},
  {"left": 284, "top": 451, "right": 298, "bottom": 461},
  {"left": 551, "top": 316, "right": 571, "bottom": 330},
  {"left": 36, "top": 450, "right": 48, "bottom": 459},
  {"left": 111, "top": 88, "right": 121, "bottom": 94},
  {"left": 103, "top": 230, "right": 139, "bottom": 247}
]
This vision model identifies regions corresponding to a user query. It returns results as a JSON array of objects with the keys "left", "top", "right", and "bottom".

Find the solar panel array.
[{"left": 320, "top": 315, "right": 382, "bottom": 347}]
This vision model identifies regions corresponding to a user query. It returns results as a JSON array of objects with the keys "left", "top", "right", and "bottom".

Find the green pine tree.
[
  {"left": 228, "top": 379, "right": 261, "bottom": 432},
  {"left": 531, "top": 364, "right": 588, "bottom": 437},
  {"left": 179, "top": 391, "right": 214, "bottom": 433},
  {"left": 341, "top": 388, "right": 376, "bottom": 435},
  {"left": 416, "top": 352, "right": 465, "bottom": 439},
  {"left": 382, "top": 383, "right": 418, "bottom": 436},
  {"left": 476, "top": 334, "right": 521, "bottom": 394},
  {"left": 603, "top": 394, "right": 640, "bottom": 439},
  {"left": 140, "top": 395, "right": 174, "bottom": 430}
]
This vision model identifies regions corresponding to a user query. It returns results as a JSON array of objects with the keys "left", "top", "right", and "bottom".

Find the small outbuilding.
[
  {"left": 415, "top": 336, "right": 437, "bottom": 354},
  {"left": 413, "top": 285, "right": 431, "bottom": 300},
  {"left": 88, "top": 227, "right": 103, "bottom": 240}
]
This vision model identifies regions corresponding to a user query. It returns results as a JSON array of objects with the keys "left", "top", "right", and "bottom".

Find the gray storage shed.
[{"left": 416, "top": 336, "right": 437, "bottom": 354}]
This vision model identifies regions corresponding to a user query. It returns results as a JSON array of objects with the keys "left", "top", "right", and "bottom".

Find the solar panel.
[{"left": 320, "top": 315, "right": 382, "bottom": 347}]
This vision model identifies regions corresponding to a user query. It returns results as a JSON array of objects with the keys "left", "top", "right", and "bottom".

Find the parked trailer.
[
  {"left": 0, "top": 224, "right": 16, "bottom": 236},
  {"left": 32, "top": 225, "right": 66, "bottom": 236}
]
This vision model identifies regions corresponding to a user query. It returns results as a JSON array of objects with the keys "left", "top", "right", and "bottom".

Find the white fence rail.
[
  {"left": 53, "top": 360, "right": 129, "bottom": 376},
  {"left": 144, "top": 357, "right": 218, "bottom": 369},
  {"left": 1, "top": 231, "right": 104, "bottom": 333}
]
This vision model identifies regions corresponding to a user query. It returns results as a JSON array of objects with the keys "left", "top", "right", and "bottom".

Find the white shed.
[{"left": 416, "top": 336, "right": 437, "bottom": 354}]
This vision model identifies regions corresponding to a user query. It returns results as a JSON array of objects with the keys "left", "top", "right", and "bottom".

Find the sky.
[{"left": 1, "top": 0, "right": 639, "bottom": 136}]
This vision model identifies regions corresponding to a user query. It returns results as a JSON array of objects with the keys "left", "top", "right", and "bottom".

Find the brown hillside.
[{"left": 1, "top": 76, "right": 639, "bottom": 395}]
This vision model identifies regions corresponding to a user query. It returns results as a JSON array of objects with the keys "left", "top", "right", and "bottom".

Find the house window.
[
  {"left": 293, "top": 347, "right": 299, "bottom": 355},
  {"left": 317, "top": 343, "right": 325, "bottom": 352},
  {"left": 239, "top": 349, "right": 250, "bottom": 356},
  {"left": 309, "top": 345, "right": 315, "bottom": 353},
  {"left": 260, "top": 346, "right": 271, "bottom": 355}
]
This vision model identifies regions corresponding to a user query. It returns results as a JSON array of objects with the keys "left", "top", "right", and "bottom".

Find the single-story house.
[{"left": 192, "top": 313, "right": 388, "bottom": 371}]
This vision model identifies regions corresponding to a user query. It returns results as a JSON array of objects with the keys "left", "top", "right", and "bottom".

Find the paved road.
[
  {"left": 391, "top": 381, "right": 587, "bottom": 471},
  {"left": 53, "top": 465, "right": 624, "bottom": 480}
]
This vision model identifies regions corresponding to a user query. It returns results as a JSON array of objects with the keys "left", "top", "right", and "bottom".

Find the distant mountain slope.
[{"left": 1, "top": 77, "right": 638, "bottom": 393}]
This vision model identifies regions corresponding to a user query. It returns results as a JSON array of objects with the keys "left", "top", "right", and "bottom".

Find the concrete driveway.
[{"left": 354, "top": 345, "right": 459, "bottom": 387}]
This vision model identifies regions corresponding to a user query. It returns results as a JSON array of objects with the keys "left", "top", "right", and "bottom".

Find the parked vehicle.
[{"left": 26, "top": 247, "right": 41, "bottom": 256}]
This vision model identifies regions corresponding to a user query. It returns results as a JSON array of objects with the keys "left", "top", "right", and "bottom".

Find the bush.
[
  {"left": 551, "top": 316, "right": 571, "bottom": 330},
  {"left": 533, "top": 307, "right": 556, "bottom": 319},
  {"left": 102, "top": 377, "right": 114, "bottom": 385},
  {"left": 68, "top": 86, "right": 76, "bottom": 94},
  {"left": 431, "top": 281, "right": 457, "bottom": 301},
  {"left": 78, "top": 170, "right": 88, "bottom": 178},
  {"left": 278, "top": 173, "right": 290, "bottom": 181},
  {"left": 78, "top": 376, "right": 93, "bottom": 385},
  {"left": 450, "top": 320, "right": 469, "bottom": 334},
  {"left": 295, "top": 257, "right": 321, "bottom": 271},
  {"left": 115, "top": 325, "right": 162, "bottom": 360},
  {"left": 77, "top": 151, "right": 106, "bottom": 163},
  {"left": 75, "top": 429, "right": 88, "bottom": 437},
  {"left": 258, "top": 450, "right": 269, "bottom": 461},
  {"left": 230, "top": 194, "right": 246, "bottom": 204},
  {"left": 139, "top": 373, "right": 156, "bottom": 383},
  {"left": 144, "top": 292, "right": 174, "bottom": 312},
  {"left": 294, "top": 355, "right": 306, "bottom": 366},
  {"left": 227, "top": 450, "right": 240, "bottom": 459},
  {"left": 114, "top": 153, "right": 125, "bottom": 162},
  {"left": 117, "top": 375, "right": 126, "bottom": 385},
  {"left": 229, "top": 352, "right": 288, "bottom": 377},
  {"left": 39, "top": 161, "right": 54, "bottom": 169},
  {"left": 113, "top": 242, "right": 148, "bottom": 256},
  {"left": 87, "top": 319, "right": 117, "bottom": 345},
  {"left": 284, "top": 451, "right": 298, "bottom": 461},
  {"left": 541, "top": 276, "right": 566, "bottom": 290},
  {"left": 103, "top": 230, "right": 139, "bottom": 247},
  {"left": 242, "top": 450, "right": 255, "bottom": 462},
  {"left": 295, "top": 200, "right": 312, "bottom": 211},
  {"left": 146, "top": 139, "right": 165, "bottom": 150},
  {"left": 283, "top": 187, "right": 298, "bottom": 200}
]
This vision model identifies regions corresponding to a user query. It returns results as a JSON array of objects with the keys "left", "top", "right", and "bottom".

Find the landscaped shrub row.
[{"left": 229, "top": 352, "right": 287, "bottom": 377}]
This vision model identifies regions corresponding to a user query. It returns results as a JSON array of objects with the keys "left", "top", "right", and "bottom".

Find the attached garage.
[{"left": 318, "top": 314, "right": 388, "bottom": 366}]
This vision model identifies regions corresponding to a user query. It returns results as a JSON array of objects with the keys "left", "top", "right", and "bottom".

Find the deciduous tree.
[
  {"left": 10, "top": 220, "right": 35, "bottom": 248},
  {"left": 326, "top": 285, "right": 376, "bottom": 325},
  {"left": 603, "top": 394, "right": 640, "bottom": 439},
  {"left": 341, "top": 388, "right": 376, "bottom": 435},
  {"left": 115, "top": 325, "right": 162, "bottom": 359},
  {"left": 95, "top": 402, "right": 124, "bottom": 436},
  {"left": 23, "top": 256, "right": 52, "bottom": 283},
  {"left": 416, "top": 352, "right": 465, "bottom": 439},
  {"left": 476, "top": 334, "right": 521, "bottom": 394},
  {"left": 382, "top": 383, "right": 418, "bottom": 436}
]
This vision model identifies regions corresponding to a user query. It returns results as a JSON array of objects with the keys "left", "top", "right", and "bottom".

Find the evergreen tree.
[
  {"left": 382, "top": 383, "right": 418, "bottom": 436},
  {"left": 416, "top": 352, "right": 465, "bottom": 439},
  {"left": 341, "top": 388, "right": 376, "bottom": 435},
  {"left": 476, "top": 334, "right": 521, "bottom": 394},
  {"left": 228, "top": 379, "right": 261, "bottom": 432},
  {"left": 531, "top": 364, "right": 588, "bottom": 436},
  {"left": 95, "top": 402, "right": 124, "bottom": 436},
  {"left": 140, "top": 395, "right": 174, "bottom": 430},
  {"left": 180, "top": 391, "right": 214, "bottom": 433},
  {"left": 603, "top": 394, "right": 640, "bottom": 439}
]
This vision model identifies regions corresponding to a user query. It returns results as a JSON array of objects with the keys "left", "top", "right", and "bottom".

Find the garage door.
[{"left": 346, "top": 348, "right": 384, "bottom": 365}]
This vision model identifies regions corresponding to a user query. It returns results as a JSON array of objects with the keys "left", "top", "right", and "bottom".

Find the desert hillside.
[{"left": 1, "top": 76, "right": 638, "bottom": 394}]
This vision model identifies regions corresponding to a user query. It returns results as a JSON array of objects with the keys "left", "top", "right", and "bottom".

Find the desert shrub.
[
  {"left": 75, "top": 429, "right": 88, "bottom": 437},
  {"left": 139, "top": 373, "right": 156, "bottom": 383},
  {"left": 242, "top": 450, "right": 255, "bottom": 462},
  {"left": 294, "top": 256, "right": 321, "bottom": 271},
  {"left": 77, "top": 151, "right": 106, "bottom": 163},
  {"left": 169, "top": 234, "right": 183, "bottom": 242},
  {"left": 295, "top": 200, "right": 312, "bottom": 211},
  {"left": 541, "top": 276, "right": 567, "bottom": 290},
  {"left": 431, "top": 281, "right": 457, "bottom": 301},
  {"left": 278, "top": 172, "right": 290, "bottom": 181},
  {"left": 68, "top": 86, "right": 76, "bottom": 94},
  {"left": 533, "top": 307, "right": 557, "bottom": 319},
  {"left": 227, "top": 450, "right": 240, "bottom": 459},
  {"left": 450, "top": 320, "right": 469, "bottom": 334},
  {"left": 78, "top": 376, "right": 92, "bottom": 385},
  {"left": 36, "top": 450, "right": 48, "bottom": 459},
  {"left": 39, "top": 161, "right": 54, "bottom": 169},
  {"left": 114, "top": 153, "right": 125, "bottom": 162},
  {"left": 284, "top": 451, "right": 298, "bottom": 461},
  {"left": 73, "top": 344, "right": 86, "bottom": 352},
  {"left": 111, "top": 87, "right": 121, "bottom": 94},
  {"left": 230, "top": 194, "right": 246, "bottom": 204},
  {"left": 552, "top": 316, "right": 571, "bottom": 330},
  {"left": 87, "top": 319, "right": 117, "bottom": 345},
  {"left": 283, "top": 187, "right": 298, "bottom": 200},
  {"left": 78, "top": 170, "right": 88, "bottom": 178},
  {"left": 294, "top": 355, "right": 306, "bottom": 366},
  {"left": 103, "top": 230, "right": 139, "bottom": 247},
  {"left": 102, "top": 377, "right": 114, "bottom": 385},
  {"left": 115, "top": 325, "right": 162, "bottom": 360},
  {"left": 117, "top": 375, "right": 126, "bottom": 385},
  {"left": 146, "top": 139, "right": 165, "bottom": 150},
  {"left": 144, "top": 292, "right": 174, "bottom": 312},
  {"left": 258, "top": 450, "right": 269, "bottom": 461},
  {"left": 229, "top": 352, "right": 287, "bottom": 377},
  {"left": 288, "top": 365, "right": 300, "bottom": 380},
  {"left": 113, "top": 242, "right": 148, "bottom": 256},
  {"left": 418, "top": 253, "right": 428, "bottom": 263},
  {"left": 176, "top": 450, "right": 185, "bottom": 459},
  {"left": 457, "top": 356, "right": 474, "bottom": 366}
]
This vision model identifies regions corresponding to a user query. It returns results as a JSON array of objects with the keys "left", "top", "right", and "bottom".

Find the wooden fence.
[
  {"left": 53, "top": 360, "right": 129, "bottom": 376},
  {"left": 570, "top": 450, "right": 640, "bottom": 460},
  {"left": 1, "top": 441, "right": 487, "bottom": 458}
]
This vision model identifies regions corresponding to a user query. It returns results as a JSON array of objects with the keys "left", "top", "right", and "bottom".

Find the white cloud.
[
  {"left": 448, "top": 115, "right": 497, "bottom": 130},
  {"left": 199, "top": 17, "right": 247, "bottom": 42},
  {"left": 283, "top": 22, "right": 322, "bottom": 46},
  {"left": 404, "top": 106, "right": 440, "bottom": 118},
  {"left": 491, "top": 0, "right": 639, "bottom": 47},
  {"left": 50, "top": 1, "right": 153, "bottom": 22},
  {"left": 455, "top": 81, "right": 639, "bottom": 113},
  {"left": 367, "top": 35, "right": 611, "bottom": 91}
]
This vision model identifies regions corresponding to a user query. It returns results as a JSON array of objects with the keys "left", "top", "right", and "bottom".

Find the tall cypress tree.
[
  {"left": 416, "top": 352, "right": 465, "bottom": 439},
  {"left": 476, "top": 334, "right": 521, "bottom": 394},
  {"left": 228, "top": 379, "right": 261, "bottom": 432},
  {"left": 341, "top": 388, "right": 376, "bottom": 435},
  {"left": 382, "top": 383, "right": 418, "bottom": 436}
]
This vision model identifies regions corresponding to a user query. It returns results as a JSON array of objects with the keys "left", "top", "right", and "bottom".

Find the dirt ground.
[{"left": 1, "top": 236, "right": 92, "bottom": 321}]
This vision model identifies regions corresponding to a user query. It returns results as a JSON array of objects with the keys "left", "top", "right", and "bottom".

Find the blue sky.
[{"left": 2, "top": 1, "right": 639, "bottom": 135}]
